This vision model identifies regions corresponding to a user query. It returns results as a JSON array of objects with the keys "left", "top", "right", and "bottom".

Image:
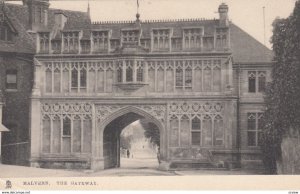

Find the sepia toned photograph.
[{"left": 0, "top": 0, "right": 300, "bottom": 190}]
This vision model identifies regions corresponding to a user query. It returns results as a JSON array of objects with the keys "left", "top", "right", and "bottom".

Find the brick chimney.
[{"left": 218, "top": 3, "right": 229, "bottom": 27}]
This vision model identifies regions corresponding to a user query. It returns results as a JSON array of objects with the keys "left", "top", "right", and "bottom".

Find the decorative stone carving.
[
  {"left": 96, "top": 104, "right": 167, "bottom": 124},
  {"left": 169, "top": 101, "right": 224, "bottom": 115},
  {"left": 41, "top": 102, "right": 93, "bottom": 117}
]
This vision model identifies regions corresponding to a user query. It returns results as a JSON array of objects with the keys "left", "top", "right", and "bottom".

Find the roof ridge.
[
  {"left": 92, "top": 18, "right": 217, "bottom": 25},
  {"left": 6, "top": 3, "right": 87, "bottom": 14}
]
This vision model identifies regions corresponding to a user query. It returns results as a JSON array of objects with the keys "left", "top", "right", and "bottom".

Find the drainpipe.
[
  {"left": 0, "top": 89, "right": 10, "bottom": 164},
  {"left": 237, "top": 63, "right": 242, "bottom": 168}
]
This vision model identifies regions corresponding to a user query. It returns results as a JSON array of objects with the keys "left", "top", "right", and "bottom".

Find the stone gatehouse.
[{"left": 0, "top": 0, "right": 273, "bottom": 170}]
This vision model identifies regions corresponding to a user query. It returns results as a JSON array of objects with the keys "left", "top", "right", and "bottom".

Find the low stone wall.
[{"left": 277, "top": 136, "right": 300, "bottom": 174}]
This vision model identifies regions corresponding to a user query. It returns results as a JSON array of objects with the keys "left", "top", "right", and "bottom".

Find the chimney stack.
[
  {"left": 25, "top": 0, "right": 50, "bottom": 31},
  {"left": 54, "top": 11, "right": 68, "bottom": 30},
  {"left": 218, "top": 3, "right": 229, "bottom": 27}
]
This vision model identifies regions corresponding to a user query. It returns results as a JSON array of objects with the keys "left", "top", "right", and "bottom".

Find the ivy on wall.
[{"left": 262, "top": 0, "right": 300, "bottom": 174}]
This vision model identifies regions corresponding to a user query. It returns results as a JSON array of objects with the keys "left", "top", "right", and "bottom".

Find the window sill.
[
  {"left": 5, "top": 89, "right": 18, "bottom": 92},
  {"left": 115, "top": 82, "right": 148, "bottom": 91}
]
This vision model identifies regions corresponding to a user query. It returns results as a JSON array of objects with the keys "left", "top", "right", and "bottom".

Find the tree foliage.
[
  {"left": 262, "top": 1, "right": 300, "bottom": 174},
  {"left": 140, "top": 120, "right": 160, "bottom": 147},
  {"left": 120, "top": 135, "right": 133, "bottom": 150}
]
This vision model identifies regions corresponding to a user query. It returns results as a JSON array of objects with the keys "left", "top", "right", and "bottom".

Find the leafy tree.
[
  {"left": 120, "top": 135, "right": 133, "bottom": 150},
  {"left": 140, "top": 120, "right": 160, "bottom": 147},
  {"left": 262, "top": 1, "right": 300, "bottom": 174}
]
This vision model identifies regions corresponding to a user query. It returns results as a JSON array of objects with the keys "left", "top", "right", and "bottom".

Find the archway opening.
[{"left": 103, "top": 112, "right": 161, "bottom": 169}]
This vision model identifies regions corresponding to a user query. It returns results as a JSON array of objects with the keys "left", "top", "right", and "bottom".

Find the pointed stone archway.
[{"left": 91, "top": 105, "right": 167, "bottom": 170}]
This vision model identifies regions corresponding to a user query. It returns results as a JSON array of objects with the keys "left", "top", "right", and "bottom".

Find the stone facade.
[{"left": 0, "top": 1, "right": 273, "bottom": 170}]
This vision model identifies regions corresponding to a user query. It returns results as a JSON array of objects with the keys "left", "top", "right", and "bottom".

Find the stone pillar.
[{"left": 30, "top": 59, "right": 42, "bottom": 167}]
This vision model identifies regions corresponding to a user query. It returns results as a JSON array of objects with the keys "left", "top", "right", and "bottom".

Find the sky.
[{"left": 11, "top": 0, "right": 297, "bottom": 49}]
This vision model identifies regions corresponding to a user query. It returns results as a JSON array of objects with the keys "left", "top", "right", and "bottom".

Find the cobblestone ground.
[{"left": 0, "top": 158, "right": 264, "bottom": 178}]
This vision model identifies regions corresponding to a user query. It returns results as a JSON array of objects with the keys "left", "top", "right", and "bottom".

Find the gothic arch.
[
  {"left": 98, "top": 105, "right": 166, "bottom": 133},
  {"left": 96, "top": 105, "right": 167, "bottom": 167}
]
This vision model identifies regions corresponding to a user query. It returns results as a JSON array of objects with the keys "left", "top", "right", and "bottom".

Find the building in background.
[{"left": 0, "top": 0, "right": 273, "bottom": 170}]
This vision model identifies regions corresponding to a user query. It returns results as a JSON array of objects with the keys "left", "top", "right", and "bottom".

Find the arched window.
[
  {"left": 175, "top": 65, "right": 183, "bottom": 88},
  {"left": 248, "top": 71, "right": 256, "bottom": 93},
  {"left": 117, "top": 65, "right": 123, "bottom": 83},
  {"left": 126, "top": 62, "right": 133, "bottom": 82},
  {"left": 202, "top": 115, "right": 212, "bottom": 146},
  {"left": 185, "top": 66, "right": 192, "bottom": 88},
  {"left": 80, "top": 68, "right": 87, "bottom": 88},
  {"left": 52, "top": 115, "right": 61, "bottom": 153},
  {"left": 203, "top": 63, "right": 212, "bottom": 92},
  {"left": 247, "top": 113, "right": 256, "bottom": 146},
  {"left": 213, "top": 115, "right": 224, "bottom": 146},
  {"left": 170, "top": 115, "right": 179, "bottom": 147},
  {"left": 62, "top": 116, "right": 71, "bottom": 153},
  {"left": 137, "top": 63, "right": 144, "bottom": 82},
  {"left": 191, "top": 117, "right": 201, "bottom": 146},
  {"left": 180, "top": 115, "right": 190, "bottom": 146},
  {"left": 213, "top": 63, "right": 221, "bottom": 92},
  {"left": 258, "top": 71, "right": 266, "bottom": 92},
  {"left": 42, "top": 116, "right": 51, "bottom": 153},
  {"left": 71, "top": 68, "right": 78, "bottom": 88},
  {"left": 0, "top": 23, "right": 13, "bottom": 41}
]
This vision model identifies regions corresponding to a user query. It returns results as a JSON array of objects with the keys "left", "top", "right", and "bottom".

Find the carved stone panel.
[
  {"left": 96, "top": 104, "right": 167, "bottom": 125},
  {"left": 41, "top": 102, "right": 93, "bottom": 118}
]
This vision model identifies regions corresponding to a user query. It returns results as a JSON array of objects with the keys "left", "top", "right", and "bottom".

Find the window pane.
[
  {"left": 176, "top": 67, "right": 183, "bottom": 87},
  {"left": 42, "top": 118, "right": 51, "bottom": 153},
  {"left": 180, "top": 116, "right": 189, "bottom": 146},
  {"left": 202, "top": 115, "right": 212, "bottom": 146},
  {"left": 203, "top": 66, "right": 211, "bottom": 91},
  {"left": 247, "top": 113, "right": 256, "bottom": 131},
  {"left": 63, "top": 117, "right": 71, "bottom": 136},
  {"left": 52, "top": 118, "right": 61, "bottom": 153},
  {"left": 191, "top": 132, "right": 201, "bottom": 146},
  {"left": 192, "top": 117, "right": 201, "bottom": 130},
  {"left": 80, "top": 69, "right": 87, "bottom": 88},
  {"left": 170, "top": 117, "right": 179, "bottom": 147},
  {"left": 248, "top": 71, "right": 256, "bottom": 93},
  {"left": 214, "top": 116, "right": 224, "bottom": 146},
  {"left": 137, "top": 67, "right": 143, "bottom": 82},
  {"left": 6, "top": 70, "right": 17, "bottom": 89},
  {"left": 73, "top": 119, "right": 81, "bottom": 153},
  {"left": 117, "top": 68, "right": 122, "bottom": 82},
  {"left": 258, "top": 76, "right": 266, "bottom": 92},
  {"left": 71, "top": 69, "right": 78, "bottom": 88},
  {"left": 126, "top": 66, "right": 133, "bottom": 82},
  {"left": 247, "top": 131, "right": 256, "bottom": 146},
  {"left": 185, "top": 68, "right": 192, "bottom": 88}
]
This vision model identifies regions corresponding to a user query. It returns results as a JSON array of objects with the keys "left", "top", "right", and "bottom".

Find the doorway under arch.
[{"left": 101, "top": 108, "right": 163, "bottom": 169}]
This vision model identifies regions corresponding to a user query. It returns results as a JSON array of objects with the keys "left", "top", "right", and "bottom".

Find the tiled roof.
[
  {"left": 1, "top": 3, "right": 273, "bottom": 64},
  {"left": 0, "top": 3, "right": 91, "bottom": 54},
  {"left": 230, "top": 23, "right": 273, "bottom": 64},
  {"left": 0, "top": 3, "right": 35, "bottom": 54},
  {"left": 92, "top": 19, "right": 218, "bottom": 38}
]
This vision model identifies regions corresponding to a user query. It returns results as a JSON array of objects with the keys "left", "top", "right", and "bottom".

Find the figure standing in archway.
[{"left": 127, "top": 149, "right": 130, "bottom": 158}]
